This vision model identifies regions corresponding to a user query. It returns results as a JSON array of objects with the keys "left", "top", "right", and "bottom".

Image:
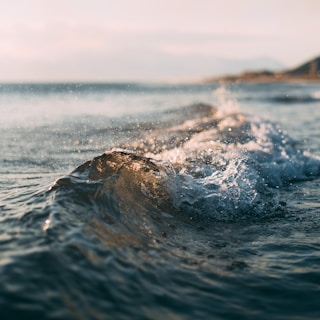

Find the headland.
[{"left": 205, "top": 56, "right": 320, "bottom": 83}]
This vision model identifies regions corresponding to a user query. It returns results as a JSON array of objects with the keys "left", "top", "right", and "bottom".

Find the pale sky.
[{"left": 1, "top": 0, "right": 320, "bottom": 81}]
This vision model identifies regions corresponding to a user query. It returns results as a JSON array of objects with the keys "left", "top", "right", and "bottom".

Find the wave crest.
[{"left": 49, "top": 104, "right": 320, "bottom": 226}]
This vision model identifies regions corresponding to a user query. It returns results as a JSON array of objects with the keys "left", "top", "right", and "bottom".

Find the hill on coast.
[{"left": 206, "top": 56, "right": 320, "bottom": 83}]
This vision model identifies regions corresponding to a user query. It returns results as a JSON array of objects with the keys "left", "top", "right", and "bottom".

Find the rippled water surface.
[{"left": 1, "top": 82, "right": 320, "bottom": 319}]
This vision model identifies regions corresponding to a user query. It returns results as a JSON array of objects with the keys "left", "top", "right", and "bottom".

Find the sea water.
[{"left": 1, "top": 82, "right": 320, "bottom": 319}]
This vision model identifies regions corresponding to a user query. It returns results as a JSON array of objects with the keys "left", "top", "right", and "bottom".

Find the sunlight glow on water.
[{"left": 0, "top": 83, "right": 217, "bottom": 128}]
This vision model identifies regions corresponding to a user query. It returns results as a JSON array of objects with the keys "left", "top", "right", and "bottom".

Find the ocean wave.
[{"left": 43, "top": 103, "right": 320, "bottom": 241}]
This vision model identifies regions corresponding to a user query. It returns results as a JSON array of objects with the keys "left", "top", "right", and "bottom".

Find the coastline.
[
  {"left": 204, "top": 56, "right": 320, "bottom": 84},
  {"left": 204, "top": 74, "right": 320, "bottom": 84}
]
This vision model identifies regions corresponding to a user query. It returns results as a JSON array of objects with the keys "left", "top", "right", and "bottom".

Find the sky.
[{"left": 1, "top": 0, "right": 320, "bottom": 82}]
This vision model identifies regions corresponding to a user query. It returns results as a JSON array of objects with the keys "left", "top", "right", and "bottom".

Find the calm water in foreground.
[{"left": 1, "top": 82, "right": 320, "bottom": 319}]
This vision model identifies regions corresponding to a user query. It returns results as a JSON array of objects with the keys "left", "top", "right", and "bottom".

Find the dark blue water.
[{"left": 1, "top": 82, "right": 320, "bottom": 319}]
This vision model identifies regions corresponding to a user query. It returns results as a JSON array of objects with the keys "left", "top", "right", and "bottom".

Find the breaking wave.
[{"left": 43, "top": 103, "right": 320, "bottom": 243}]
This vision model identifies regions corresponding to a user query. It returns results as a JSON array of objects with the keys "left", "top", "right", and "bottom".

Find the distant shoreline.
[
  {"left": 204, "top": 75, "right": 320, "bottom": 84},
  {"left": 204, "top": 55, "right": 320, "bottom": 84}
]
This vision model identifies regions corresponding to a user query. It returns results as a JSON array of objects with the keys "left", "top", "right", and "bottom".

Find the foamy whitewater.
[{"left": 1, "top": 82, "right": 320, "bottom": 319}]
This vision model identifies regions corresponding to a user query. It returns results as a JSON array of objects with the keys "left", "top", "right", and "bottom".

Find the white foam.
[{"left": 148, "top": 111, "right": 320, "bottom": 218}]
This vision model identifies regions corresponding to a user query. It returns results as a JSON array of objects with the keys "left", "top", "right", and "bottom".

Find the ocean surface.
[{"left": 1, "top": 81, "right": 320, "bottom": 319}]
